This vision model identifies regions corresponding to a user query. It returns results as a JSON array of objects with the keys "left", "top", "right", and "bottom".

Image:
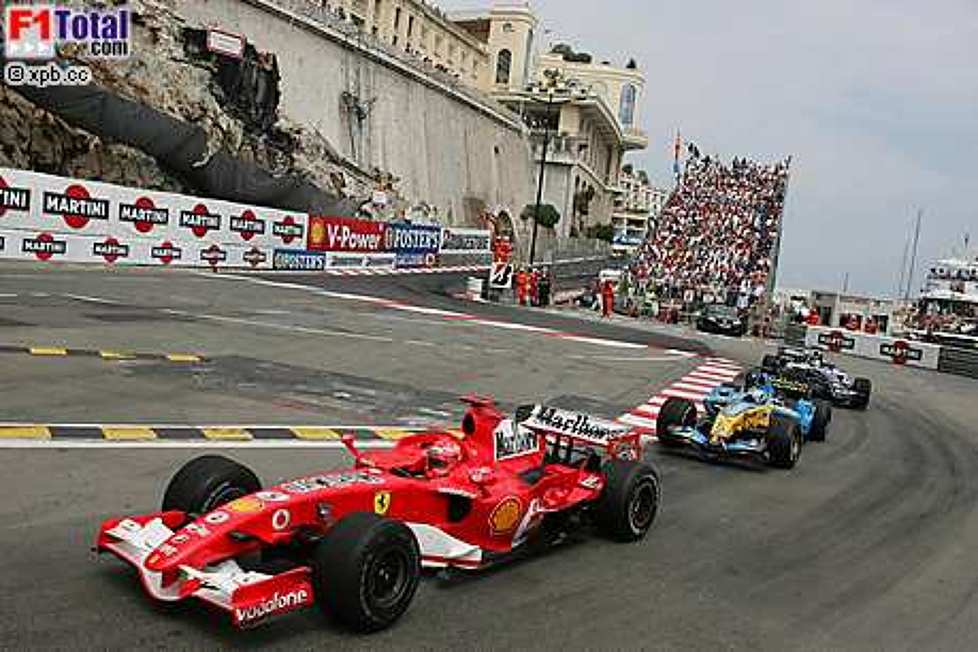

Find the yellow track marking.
[
  {"left": 165, "top": 354, "right": 202, "bottom": 363},
  {"left": 0, "top": 425, "right": 51, "bottom": 439},
  {"left": 290, "top": 427, "right": 342, "bottom": 440},
  {"left": 99, "top": 351, "right": 136, "bottom": 360},
  {"left": 201, "top": 427, "right": 253, "bottom": 440},
  {"left": 102, "top": 427, "right": 157, "bottom": 440},
  {"left": 29, "top": 347, "right": 67, "bottom": 356},
  {"left": 373, "top": 429, "right": 415, "bottom": 441}
]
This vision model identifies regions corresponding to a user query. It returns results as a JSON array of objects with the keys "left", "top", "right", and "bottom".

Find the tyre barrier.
[{"left": 938, "top": 346, "right": 978, "bottom": 379}]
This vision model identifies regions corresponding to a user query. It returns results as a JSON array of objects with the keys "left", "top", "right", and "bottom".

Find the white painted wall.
[{"left": 175, "top": 0, "right": 534, "bottom": 229}]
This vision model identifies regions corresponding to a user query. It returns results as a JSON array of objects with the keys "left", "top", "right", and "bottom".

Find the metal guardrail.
[{"left": 938, "top": 346, "right": 978, "bottom": 379}]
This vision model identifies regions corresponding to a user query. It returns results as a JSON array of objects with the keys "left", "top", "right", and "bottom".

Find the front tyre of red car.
[
  {"left": 161, "top": 455, "right": 262, "bottom": 515},
  {"left": 594, "top": 460, "right": 661, "bottom": 542},
  {"left": 312, "top": 512, "right": 421, "bottom": 633}
]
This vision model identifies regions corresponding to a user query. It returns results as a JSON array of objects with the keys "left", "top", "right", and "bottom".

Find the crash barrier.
[
  {"left": 805, "top": 326, "right": 941, "bottom": 371},
  {"left": 0, "top": 167, "right": 306, "bottom": 269},
  {"left": 0, "top": 167, "right": 491, "bottom": 271},
  {"left": 937, "top": 346, "right": 978, "bottom": 379}
]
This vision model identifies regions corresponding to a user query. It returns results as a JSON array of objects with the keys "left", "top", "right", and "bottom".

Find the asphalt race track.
[{"left": 2, "top": 262, "right": 978, "bottom": 650}]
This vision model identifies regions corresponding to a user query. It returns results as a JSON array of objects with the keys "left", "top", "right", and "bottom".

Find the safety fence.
[
  {"left": 802, "top": 325, "right": 978, "bottom": 379},
  {"left": 805, "top": 326, "right": 940, "bottom": 370},
  {"left": 0, "top": 167, "right": 490, "bottom": 272}
]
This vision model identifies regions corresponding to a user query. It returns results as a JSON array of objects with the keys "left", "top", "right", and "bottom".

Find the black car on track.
[
  {"left": 761, "top": 346, "right": 872, "bottom": 409},
  {"left": 696, "top": 304, "right": 746, "bottom": 337}
]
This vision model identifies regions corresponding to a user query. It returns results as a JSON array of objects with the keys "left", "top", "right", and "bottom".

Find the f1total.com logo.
[{"left": 4, "top": 5, "right": 131, "bottom": 60}]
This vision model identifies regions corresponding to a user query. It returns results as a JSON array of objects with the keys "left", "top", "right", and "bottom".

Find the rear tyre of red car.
[
  {"left": 312, "top": 512, "right": 420, "bottom": 633},
  {"left": 594, "top": 460, "right": 661, "bottom": 542},
  {"left": 656, "top": 397, "right": 697, "bottom": 448},
  {"left": 809, "top": 399, "right": 832, "bottom": 442},
  {"left": 767, "top": 415, "right": 802, "bottom": 469},
  {"left": 161, "top": 455, "right": 262, "bottom": 515}
]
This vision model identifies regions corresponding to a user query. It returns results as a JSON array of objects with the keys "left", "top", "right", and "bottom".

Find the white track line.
[
  {"left": 384, "top": 304, "right": 469, "bottom": 318},
  {"left": 161, "top": 309, "right": 397, "bottom": 344},
  {"left": 205, "top": 273, "right": 689, "bottom": 354},
  {"left": 671, "top": 380, "right": 721, "bottom": 393},
  {"left": 696, "top": 365, "right": 741, "bottom": 378},
  {"left": 553, "top": 335, "right": 647, "bottom": 350},
  {"left": 565, "top": 355, "right": 692, "bottom": 363},
  {"left": 0, "top": 440, "right": 398, "bottom": 450},
  {"left": 0, "top": 422, "right": 417, "bottom": 429},
  {"left": 62, "top": 293, "right": 124, "bottom": 305},
  {"left": 631, "top": 404, "right": 660, "bottom": 417},
  {"left": 687, "top": 370, "right": 738, "bottom": 383},
  {"left": 619, "top": 413, "right": 657, "bottom": 429},
  {"left": 661, "top": 388, "right": 712, "bottom": 401}
]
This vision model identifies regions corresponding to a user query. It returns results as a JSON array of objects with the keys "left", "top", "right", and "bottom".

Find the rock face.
[
  {"left": 1, "top": 0, "right": 374, "bottom": 205},
  {"left": 0, "top": 84, "right": 188, "bottom": 192}
]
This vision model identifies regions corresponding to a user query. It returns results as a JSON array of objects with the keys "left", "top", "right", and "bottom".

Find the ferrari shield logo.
[{"left": 374, "top": 491, "right": 392, "bottom": 515}]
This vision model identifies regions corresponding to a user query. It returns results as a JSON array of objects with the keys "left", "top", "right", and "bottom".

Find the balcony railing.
[{"left": 622, "top": 126, "right": 649, "bottom": 149}]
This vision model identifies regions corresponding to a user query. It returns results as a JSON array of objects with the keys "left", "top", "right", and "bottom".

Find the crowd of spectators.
[
  {"left": 905, "top": 304, "right": 978, "bottom": 340},
  {"left": 627, "top": 152, "right": 790, "bottom": 314}
]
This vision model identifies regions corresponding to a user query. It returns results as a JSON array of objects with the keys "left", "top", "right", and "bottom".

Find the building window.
[
  {"left": 407, "top": 15, "right": 414, "bottom": 40},
  {"left": 496, "top": 49, "right": 512, "bottom": 85},
  {"left": 394, "top": 6, "right": 401, "bottom": 29},
  {"left": 619, "top": 83, "right": 637, "bottom": 127}
]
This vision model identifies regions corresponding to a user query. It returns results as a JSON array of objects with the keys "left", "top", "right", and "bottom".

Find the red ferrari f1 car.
[{"left": 96, "top": 397, "right": 661, "bottom": 632}]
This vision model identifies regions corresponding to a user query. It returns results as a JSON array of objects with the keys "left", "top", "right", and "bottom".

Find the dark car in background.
[{"left": 696, "top": 304, "right": 746, "bottom": 337}]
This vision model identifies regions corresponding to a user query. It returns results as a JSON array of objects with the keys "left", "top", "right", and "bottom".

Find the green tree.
[
  {"left": 585, "top": 223, "right": 615, "bottom": 243},
  {"left": 521, "top": 203, "right": 561, "bottom": 229}
]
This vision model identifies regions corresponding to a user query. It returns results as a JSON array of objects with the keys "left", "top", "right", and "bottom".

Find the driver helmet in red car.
[{"left": 426, "top": 440, "right": 463, "bottom": 474}]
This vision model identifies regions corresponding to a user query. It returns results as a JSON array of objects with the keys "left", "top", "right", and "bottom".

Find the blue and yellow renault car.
[{"left": 655, "top": 370, "right": 832, "bottom": 469}]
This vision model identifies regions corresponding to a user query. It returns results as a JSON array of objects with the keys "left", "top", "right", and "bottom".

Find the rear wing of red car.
[{"left": 517, "top": 405, "right": 641, "bottom": 459}]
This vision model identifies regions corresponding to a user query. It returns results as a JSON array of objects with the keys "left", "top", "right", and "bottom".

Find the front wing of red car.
[{"left": 96, "top": 512, "right": 314, "bottom": 628}]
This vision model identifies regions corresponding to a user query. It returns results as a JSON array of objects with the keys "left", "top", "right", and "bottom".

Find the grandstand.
[{"left": 627, "top": 151, "right": 790, "bottom": 317}]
